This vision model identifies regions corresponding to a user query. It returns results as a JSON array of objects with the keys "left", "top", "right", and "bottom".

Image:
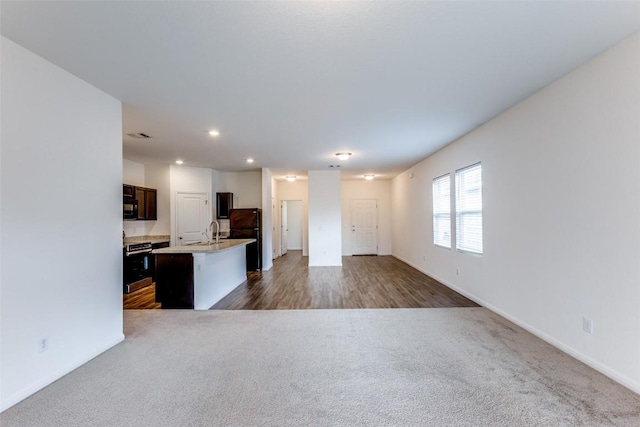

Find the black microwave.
[
  {"left": 123, "top": 200, "right": 138, "bottom": 219},
  {"left": 123, "top": 184, "right": 137, "bottom": 219}
]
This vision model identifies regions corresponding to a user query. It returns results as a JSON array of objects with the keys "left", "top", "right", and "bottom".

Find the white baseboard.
[
  {"left": 0, "top": 334, "right": 125, "bottom": 413},
  {"left": 343, "top": 252, "right": 393, "bottom": 256},
  {"left": 392, "top": 253, "right": 640, "bottom": 395}
]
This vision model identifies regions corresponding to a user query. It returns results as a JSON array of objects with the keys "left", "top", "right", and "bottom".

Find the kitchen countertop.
[
  {"left": 124, "top": 235, "right": 171, "bottom": 245},
  {"left": 153, "top": 238, "right": 256, "bottom": 255}
]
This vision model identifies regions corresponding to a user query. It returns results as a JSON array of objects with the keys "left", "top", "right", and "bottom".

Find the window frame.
[
  {"left": 432, "top": 173, "right": 452, "bottom": 249},
  {"left": 455, "top": 162, "right": 483, "bottom": 255}
]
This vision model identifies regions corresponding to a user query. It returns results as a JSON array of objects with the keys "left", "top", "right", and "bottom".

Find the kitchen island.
[{"left": 153, "top": 239, "right": 255, "bottom": 310}]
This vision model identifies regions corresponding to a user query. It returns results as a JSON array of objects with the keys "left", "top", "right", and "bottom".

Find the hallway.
[{"left": 212, "top": 251, "right": 478, "bottom": 310}]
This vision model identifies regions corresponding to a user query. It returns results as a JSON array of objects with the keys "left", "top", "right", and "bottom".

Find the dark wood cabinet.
[
  {"left": 151, "top": 241, "right": 170, "bottom": 282},
  {"left": 155, "top": 254, "right": 194, "bottom": 309},
  {"left": 125, "top": 184, "right": 157, "bottom": 220},
  {"left": 135, "top": 187, "right": 145, "bottom": 219},
  {"left": 123, "top": 184, "right": 135, "bottom": 199},
  {"left": 123, "top": 185, "right": 137, "bottom": 219},
  {"left": 144, "top": 188, "right": 157, "bottom": 220},
  {"left": 216, "top": 192, "right": 233, "bottom": 219}
]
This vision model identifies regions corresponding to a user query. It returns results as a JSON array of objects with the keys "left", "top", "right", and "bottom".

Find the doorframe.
[
  {"left": 173, "top": 191, "right": 210, "bottom": 246},
  {"left": 281, "top": 201, "right": 288, "bottom": 256},
  {"left": 350, "top": 198, "right": 378, "bottom": 256},
  {"left": 280, "top": 199, "right": 304, "bottom": 255}
]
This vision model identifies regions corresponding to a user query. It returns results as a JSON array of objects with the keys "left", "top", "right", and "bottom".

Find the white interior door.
[
  {"left": 281, "top": 201, "right": 288, "bottom": 255},
  {"left": 177, "top": 192, "right": 209, "bottom": 245},
  {"left": 286, "top": 201, "right": 303, "bottom": 250},
  {"left": 351, "top": 199, "right": 378, "bottom": 255}
]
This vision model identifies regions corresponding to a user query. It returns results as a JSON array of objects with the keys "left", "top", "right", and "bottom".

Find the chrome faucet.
[{"left": 209, "top": 220, "right": 220, "bottom": 244}]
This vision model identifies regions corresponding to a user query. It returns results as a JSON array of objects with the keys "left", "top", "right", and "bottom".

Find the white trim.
[
  {"left": 174, "top": 191, "right": 210, "bottom": 246},
  {"left": 350, "top": 198, "right": 378, "bottom": 256},
  {"left": 0, "top": 334, "right": 125, "bottom": 413},
  {"left": 434, "top": 244, "right": 452, "bottom": 250},
  {"left": 392, "top": 254, "right": 640, "bottom": 395}
]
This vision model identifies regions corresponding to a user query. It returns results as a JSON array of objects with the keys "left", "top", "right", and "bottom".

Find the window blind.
[
  {"left": 455, "top": 163, "right": 483, "bottom": 254},
  {"left": 432, "top": 174, "right": 451, "bottom": 248}
]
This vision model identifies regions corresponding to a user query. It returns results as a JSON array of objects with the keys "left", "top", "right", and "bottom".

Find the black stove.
[
  {"left": 124, "top": 242, "right": 152, "bottom": 255},
  {"left": 123, "top": 242, "right": 153, "bottom": 293}
]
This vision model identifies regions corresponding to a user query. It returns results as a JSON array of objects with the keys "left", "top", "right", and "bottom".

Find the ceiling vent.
[{"left": 127, "top": 133, "right": 152, "bottom": 139}]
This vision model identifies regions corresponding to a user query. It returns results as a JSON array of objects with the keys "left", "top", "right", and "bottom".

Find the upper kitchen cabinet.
[
  {"left": 123, "top": 184, "right": 135, "bottom": 199},
  {"left": 143, "top": 187, "right": 157, "bottom": 220},
  {"left": 216, "top": 192, "right": 233, "bottom": 219},
  {"left": 123, "top": 184, "right": 157, "bottom": 220},
  {"left": 136, "top": 186, "right": 157, "bottom": 220}
]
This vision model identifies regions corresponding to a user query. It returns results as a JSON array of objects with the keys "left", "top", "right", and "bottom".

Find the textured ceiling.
[{"left": 2, "top": 1, "right": 639, "bottom": 180}]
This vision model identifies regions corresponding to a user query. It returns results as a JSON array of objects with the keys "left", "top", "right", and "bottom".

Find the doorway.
[
  {"left": 176, "top": 192, "right": 210, "bottom": 245},
  {"left": 281, "top": 200, "right": 303, "bottom": 254},
  {"left": 350, "top": 199, "right": 378, "bottom": 255}
]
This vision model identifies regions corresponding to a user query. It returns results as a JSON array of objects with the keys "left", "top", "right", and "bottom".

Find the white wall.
[
  {"left": 169, "top": 165, "right": 212, "bottom": 246},
  {"left": 341, "top": 180, "right": 392, "bottom": 256},
  {"left": 277, "top": 180, "right": 309, "bottom": 256},
  {"left": 123, "top": 159, "right": 145, "bottom": 186},
  {"left": 122, "top": 160, "right": 170, "bottom": 237},
  {"left": 392, "top": 33, "right": 640, "bottom": 393},
  {"left": 0, "top": 37, "right": 124, "bottom": 411},
  {"left": 286, "top": 201, "right": 304, "bottom": 250},
  {"left": 125, "top": 165, "right": 260, "bottom": 240},
  {"left": 308, "top": 171, "right": 342, "bottom": 266},
  {"left": 217, "top": 171, "right": 262, "bottom": 208},
  {"left": 212, "top": 170, "right": 262, "bottom": 233}
]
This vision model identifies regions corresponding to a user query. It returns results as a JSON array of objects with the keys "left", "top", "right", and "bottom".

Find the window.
[
  {"left": 432, "top": 174, "right": 451, "bottom": 248},
  {"left": 455, "top": 163, "right": 482, "bottom": 254}
]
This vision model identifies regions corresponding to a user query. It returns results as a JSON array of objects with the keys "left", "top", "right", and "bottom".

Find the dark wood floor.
[
  {"left": 123, "top": 283, "right": 161, "bottom": 309},
  {"left": 212, "top": 251, "right": 478, "bottom": 310}
]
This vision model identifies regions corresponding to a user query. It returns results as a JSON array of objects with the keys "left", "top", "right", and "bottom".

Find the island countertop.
[{"left": 152, "top": 238, "right": 256, "bottom": 255}]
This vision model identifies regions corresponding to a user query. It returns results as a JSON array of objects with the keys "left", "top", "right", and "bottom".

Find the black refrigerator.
[{"left": 229, "top": 208, "right": 262, "bottom": 271}]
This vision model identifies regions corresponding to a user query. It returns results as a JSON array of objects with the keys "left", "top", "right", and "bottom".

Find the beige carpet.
[{"left": 1, "top": 308, "right": 639, "bottom": 426}]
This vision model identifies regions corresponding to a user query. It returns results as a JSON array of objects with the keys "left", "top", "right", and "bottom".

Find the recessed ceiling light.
[
  {"left": 364, "top": 174, "right": 375, "bottom": 181},
  {"left": 246, "top": 158, "right": 254, "bottom": 164},
  {"left": 286, "top": 176, "right": 296, "bottom": 182},
  {"left": 209, "top": 130, "right": 220, "bottom": 137},
  {"left": 175, "top": 160, "right": 184, "bottom": 165},
  {"left": 335, "top": 152, "right": 352, "bottom": 161}
]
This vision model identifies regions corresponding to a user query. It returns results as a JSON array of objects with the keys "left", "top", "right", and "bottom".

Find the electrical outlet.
[
  {"left": 456, "top": 269, "right": 459, "bottom": 276},
  {"left": 423, "top": 255, "right": 426, "bottom": 262},
  {"left": 38, "top": 337, "right": 48, "bottom": 353},
  {"left": 582, "top": 317, "right": 593, "bottom": 334}
]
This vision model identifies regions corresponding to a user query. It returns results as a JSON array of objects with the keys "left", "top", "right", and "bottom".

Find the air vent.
[{"left": 127, "top": 133, "right": 152, "bottom": 139}]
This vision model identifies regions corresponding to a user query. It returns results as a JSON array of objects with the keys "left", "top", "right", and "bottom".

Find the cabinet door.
[
  {"left": 217, "top": 192, "right": 233, "bottom": 219},
  {"left": 145, "top": 188, "right": 157, "bottom": 220},
  {"left": 123, "top": 184, "right": 135, "bottom": 199},
  {"left": 135, "top": 188, "right": 146, "bottom": 220},
  {"left": 155, "top": 254, "right": 194, "bottom": 309}
]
